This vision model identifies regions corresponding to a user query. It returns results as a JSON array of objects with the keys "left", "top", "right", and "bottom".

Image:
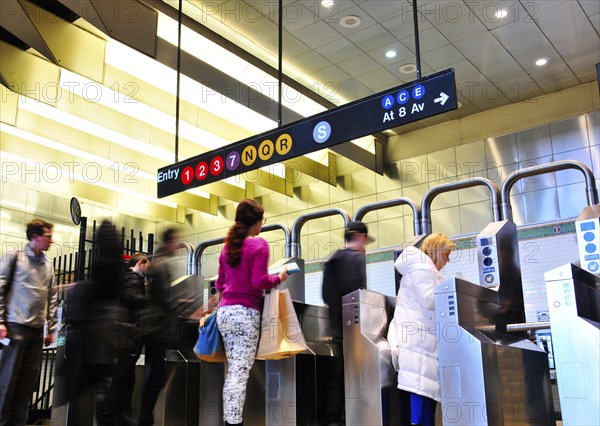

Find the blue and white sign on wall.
[{"left": 158, "top": 68, "right": 457, "bottom": 198}]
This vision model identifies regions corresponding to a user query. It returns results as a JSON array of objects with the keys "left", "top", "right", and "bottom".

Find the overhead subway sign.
[{"left": 157, "top": 68, "right": 457, "bottom": 198}]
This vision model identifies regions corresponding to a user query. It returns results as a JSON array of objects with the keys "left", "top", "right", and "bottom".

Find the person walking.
[
  {"left": 64, "top": 219, "right": 124, "bottom": 426},
  {"left": 387, "top": 233, "right": 456, "bottom": 426},
  {"left": 137, "top": 229, "right": 180, "bottom": 426},
  {"left": 112, "top": 252, "right": 150, "bottom": 426},
  {"left": 215, "top": 199, "right": 288, "bottom": 426},
  {"left": 0, "top": 219, "right": 58, "bottom": 426},
  {"left": 321, "top": 221, "right": 374, "bottom": 426}
]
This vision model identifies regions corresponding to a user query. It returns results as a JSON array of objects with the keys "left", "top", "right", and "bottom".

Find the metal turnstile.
[
  {"left": 545, "top": 263, "right": 600, "bottom": 426},
  {"left": 342, "top": 289, "right": 400, "bottom": 426},
  {"left": 435, "top": 278, "right": 555, "bottom": 425},
  {"left": 259, "top": 300, "right": 341, "bottom": 426}
]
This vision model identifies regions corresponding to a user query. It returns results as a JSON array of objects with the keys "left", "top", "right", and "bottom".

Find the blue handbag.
[{"left": 193, "top": 309, "right": 226, "bottom": 362}]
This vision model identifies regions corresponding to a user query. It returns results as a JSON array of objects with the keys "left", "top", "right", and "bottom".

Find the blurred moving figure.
[
  {"left": 387, "top": 233, "right": 456, "bottom": 426},
  {"left": 112, "top": 253, "right": 150, "bottom": 426},
  {"left": 0, "top": 219, "right": 58, "bottom": 426},
  {"left": 63, "top": 219, "right": 124, "bottom": 426},
  {"left": 137, "top": 228, "right": 180, "bottom": 426},
  {"left": 321, "top": 221, "right": 374, "bottom": 426}
]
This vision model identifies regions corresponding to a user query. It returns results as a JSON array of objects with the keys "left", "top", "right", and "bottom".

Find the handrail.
[
  {"left": 421, "top": 177, "right": 501, "bottom": 235},
  {"left": 191, "top": 223, "right": 291, "bottom": 275},
  {"left": 352, "top": 197, "right": 421, "bottom": 236},
  {"left": 290, "top": 208, "right": 351, "bottom": 258},
  {"left": 501, "top": 160, "right": 599, "bottom": 221},
  {"left": 180, "top": 242, "right": 195, "bottom": 275}
]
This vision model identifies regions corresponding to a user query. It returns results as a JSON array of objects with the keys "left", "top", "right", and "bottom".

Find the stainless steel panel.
[
  {"left": 586, "top": 111, "right": 600, "bottom": 147},
  {"left": 342, "top": 290, "right": 399, "bottom": 426},
  {"left": 557, "top": 182, "right": 588, "bottom": 219},
  {"left": 399, "top": 155, "right": 428, "bottom": 187},
  {"left": 435, "top": 279, "right": 555, "bottom": 425},
  {"left": 516, "top": 125, "right": 552, "bottom": 161},
  {"left": 198, "top": 362, "right": 226, "bottom": 426},
  {"left": 428, "top": 184, "right": 459, "bottom": 210},
  {"left": 155, "top": 350, "right": 200, "bottom": 426},
  {"left": 427, "top": 147, "right": 457, "bottom": 182},
  {"left": 459, "top": 201, "right": 494, "bottom": 235},
  {"left": 522, "top": 188, "right": 560, "bottom": 224},
  {"left": 550, "top": 116, "right": 590, "bottom": 153},
  {"left": 520, "top": 156, "right": 556, "bottom": 193},
  {"left": 486, "top": 163, "right": 522, "bottom": 193},
  {"left": 485, "top": 133, "right": 519, "bottom": 166},
  {"left": 508, "top": 192, "right": 526, "bottom": 225},
  {"left": 545, "top": 264, "right": 600, "bottom": 426},
  {"left": 476, "top": 221, "right": 525, "bottom": 317},
  {"left": 456, "top": 140, "right": 486, "bottom": 173},
  {"left": 431, "top": 206, "right": 461, "bottom": 236},
  {"left": 458, "top": 177, "right": 492, "bottom": 203},
  {"left": 553, "top": 148, "right": 593, "bottom": 186}
]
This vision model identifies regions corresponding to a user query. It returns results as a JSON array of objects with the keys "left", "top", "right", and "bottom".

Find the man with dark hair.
[
  {"left": 112, "top": 253, "right": 150, "bottom": 426},
  {"left": 0, "top": 219, "right": 58, "bottom": 426},
  {"left": 322, "top": 221, "right": 374, "bottom": 426},
  {"left": 137, "top": 228, "right": 181, "bottom": 426}
]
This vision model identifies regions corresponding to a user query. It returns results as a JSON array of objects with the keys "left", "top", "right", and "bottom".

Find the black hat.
[{"left": 346, "top": 221, "right": 375, "bottom": 244}]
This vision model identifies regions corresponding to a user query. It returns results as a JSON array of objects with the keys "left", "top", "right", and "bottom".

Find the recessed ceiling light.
[
  {"left": 385, "top": 50, "right": 397, "bottom": 58},
  {"left": 495, "top": 9, "right": 508, "bottom": 19},
  {"left": 536, "top": 58, "right": 548, "bottom": 66},
  {"left": 399, "top": 63, "right": 417, "bottom": 74},
  {"left": 339, "top": 15, "right": 362, "bottom": 29},
  {"left": 322, "top": 0, "right": 335, "bottom": 8}
]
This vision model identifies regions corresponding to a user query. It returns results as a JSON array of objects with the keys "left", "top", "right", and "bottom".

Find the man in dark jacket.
[
  {"left": 321, "top": 221, "right": 374, "bottom": 426},
  {"left": 112, "top": 253, "right": 149, "bottom": 426}
]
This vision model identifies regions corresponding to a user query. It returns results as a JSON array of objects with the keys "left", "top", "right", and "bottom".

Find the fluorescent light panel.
[
  {"left": 0, "top": 150, "right": 178, "bottom": 209},
  {"left": 105, "top": 40, "right": 276, "bottom": 134},
  {"left": 156, "top": 12, "right": 327, "bottom": 117}
]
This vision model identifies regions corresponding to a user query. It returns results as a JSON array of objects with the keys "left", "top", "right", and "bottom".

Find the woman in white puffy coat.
[{"left": 387, "top": 233, "right": 455, "bottom": 426}]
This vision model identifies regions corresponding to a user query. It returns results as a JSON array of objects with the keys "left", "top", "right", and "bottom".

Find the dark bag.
[{"left": 193, "top": 309, "right": 226, "bottom": 362}]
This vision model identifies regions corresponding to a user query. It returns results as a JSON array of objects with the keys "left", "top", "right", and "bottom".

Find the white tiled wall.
[{"left": 304, "top": 231, "right": 579, "bottom": 323}]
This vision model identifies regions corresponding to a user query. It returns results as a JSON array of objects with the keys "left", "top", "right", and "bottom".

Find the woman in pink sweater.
[{"left": 216, "top": 199, "right": 288, "bottom": 426}]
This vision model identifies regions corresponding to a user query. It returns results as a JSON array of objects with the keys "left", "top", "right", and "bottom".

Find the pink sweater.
[{"left": 215, "top": 237, "right": 281, "bottom": 311}]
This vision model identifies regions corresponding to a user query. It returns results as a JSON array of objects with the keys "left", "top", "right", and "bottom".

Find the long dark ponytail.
[{"left": 225, "top": 199, "right": 264, "bottom": 267}]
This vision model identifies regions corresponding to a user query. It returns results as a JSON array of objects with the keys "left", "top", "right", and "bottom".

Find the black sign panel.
[{"left": 158, "top": 68, "right": 457, "bottom": 198}]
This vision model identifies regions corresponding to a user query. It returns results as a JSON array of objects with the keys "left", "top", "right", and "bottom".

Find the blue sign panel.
[{"left": 158, "top": 68, "right": 457, "bottom": 197}]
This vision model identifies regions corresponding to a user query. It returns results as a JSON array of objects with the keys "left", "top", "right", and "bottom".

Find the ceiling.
[
  {"left": 0, "top": 0, "right": 598, "bottom": 222},
  {"left": 174, "top": 0, "right": 599, "bottom": 133}
]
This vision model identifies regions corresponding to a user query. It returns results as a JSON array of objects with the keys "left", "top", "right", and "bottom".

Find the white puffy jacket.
[{"left": 387, "top": 245, "right": 444, "bottom": 402}]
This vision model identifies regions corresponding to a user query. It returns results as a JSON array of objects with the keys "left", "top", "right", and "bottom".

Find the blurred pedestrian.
[
  {"left": 63, "top": 219, "right": 124, "bottom": 426},
  {"left": 387, "top": 233, "right": 456, "bottom": 426},
  {"left": 0, "top": 219, "right": 58, "bottom": 426},
  {"left": 137, "top": 228, "right": 181, "bottom": 426},
  {"left": 216, "top": 199, "right": 288, "bottom": 426},
  {"left": 112, "top": 252, "right": 150, "bottom": 426},
  {"left": 321, "top": 221, "right": 374, "bottom": 426}
]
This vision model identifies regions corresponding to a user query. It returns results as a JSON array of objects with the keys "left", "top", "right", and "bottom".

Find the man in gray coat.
[{"left": 0, "top": 219, "right": 58, "bottom": 426}]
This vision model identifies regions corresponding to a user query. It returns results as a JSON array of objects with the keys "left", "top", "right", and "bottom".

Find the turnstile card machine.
[
  {"left": 435, "top": 278, "right": 555, "bottom": 425},
  {"left": 342, "top": 289, "right": 400, "bottom": 426},
  {"left": 575, "top": 205, "right": 600, "bottom": 275},
  {"left": 545, "top": 263, "right": 600, "bottom": 426}
]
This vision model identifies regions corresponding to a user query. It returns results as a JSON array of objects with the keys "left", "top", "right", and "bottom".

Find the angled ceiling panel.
[{"left": 0, "top": 0, "right": 57, "bottom": 61}]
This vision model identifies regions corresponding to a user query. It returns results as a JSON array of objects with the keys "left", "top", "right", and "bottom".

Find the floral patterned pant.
[{"left": 217, "top": 305, "right": 260, "bottom": 424}]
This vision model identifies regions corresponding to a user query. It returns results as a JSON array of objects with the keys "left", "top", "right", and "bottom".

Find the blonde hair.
[{"left": 420, "top": 233, "right": 456, "bottom": 270}]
